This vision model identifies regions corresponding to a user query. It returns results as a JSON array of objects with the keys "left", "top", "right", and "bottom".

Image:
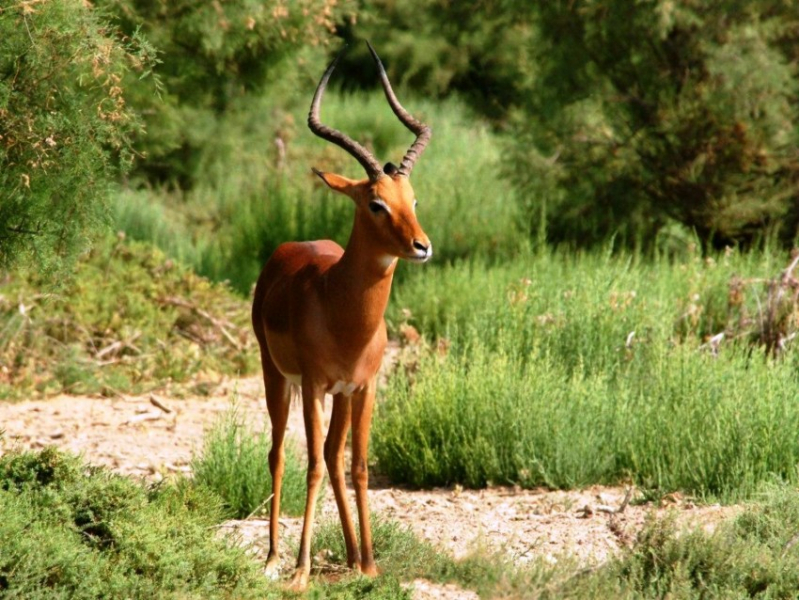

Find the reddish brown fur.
[{"left": 252, "top": 171, "right": 430, "bottom": 590}]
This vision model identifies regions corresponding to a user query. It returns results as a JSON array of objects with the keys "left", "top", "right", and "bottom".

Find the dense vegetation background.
[
  {"left": 4, "top": 0, "right": 799, "bottom": 478},
  {"left": 3, "top": 0, "right": 799, "bottom": 490},
  {"left": 6, "top": 2, "right": 799, "bottom": 596},
  {"left": 3, "top": 0, "right": 798, "bottom": 273}
]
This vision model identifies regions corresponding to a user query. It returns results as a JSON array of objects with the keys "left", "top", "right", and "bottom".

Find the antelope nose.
[{"left": 412, "top": 239, "right": 432, "bottom": 261}]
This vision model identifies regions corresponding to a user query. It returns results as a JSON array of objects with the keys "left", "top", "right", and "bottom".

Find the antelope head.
[{"left": 308, "top": 42, "right": 432, "bottom": 265}]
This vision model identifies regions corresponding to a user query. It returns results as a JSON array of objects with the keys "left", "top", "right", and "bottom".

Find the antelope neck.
[{"left": 324, "top": 217, "right": 396, "bottom": 337}]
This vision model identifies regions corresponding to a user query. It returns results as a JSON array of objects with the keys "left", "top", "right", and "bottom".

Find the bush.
[
  {"left": 604, "top": 486, "right": 799, "bottom": 597},
  {"left": 0, "top": 447, "right": 276, "bottom": 599},
  {"left": 0, "top": 235, "right": 255, "bottom": 399},
  {"left": 0, "top": 0, "right": 156, "bottom": 272},
  {"left": 508, "top": 1, "right": 799, "bottom": 248}
]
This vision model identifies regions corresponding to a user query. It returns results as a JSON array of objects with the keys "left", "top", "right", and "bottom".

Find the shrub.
[
  {"left": 0, "top": 235, "right": 255, "bottom": 399},
  {"left": 0, "top": 0, "right": 156, "bottom": 272},
  {"left": 0, "top": 447, "right": 277, "bottom": 599},
  {"left": 604, "top": 486, "right": 799, "bottom": 597},
  {"left": 508, "top": 1, "right": 799, "bottom": 248}
]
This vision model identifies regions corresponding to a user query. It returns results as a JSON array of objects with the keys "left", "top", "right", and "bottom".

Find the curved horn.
[
  {"left": 308, "top": 48, "right": 383, "bottom": 181},
  {"left": 367, "top": 41, "right": 431, "bottom": 177}
]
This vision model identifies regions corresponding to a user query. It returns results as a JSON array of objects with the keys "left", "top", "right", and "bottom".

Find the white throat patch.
[{"left": 377, "top": 255, "right": 398, "bottom": 271}]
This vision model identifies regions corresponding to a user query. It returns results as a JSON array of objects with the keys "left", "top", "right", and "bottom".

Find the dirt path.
[{"left": 0, "top": 376, "right": 736, "bottom": 598}]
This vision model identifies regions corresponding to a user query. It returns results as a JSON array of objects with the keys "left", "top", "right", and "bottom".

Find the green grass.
[
  {"left": 8, "top": 445, "right": 799, "bottom": 598},
  {"left": 191, "top": 402, "right": 310, "bottom": 519},
  {"left": 376, "top": 246, "right": 799, "bottom": 499}
]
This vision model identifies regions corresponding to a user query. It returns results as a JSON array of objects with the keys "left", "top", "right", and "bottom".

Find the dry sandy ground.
[{"left": 0, "top": 375, "right": 736, "bottom": 599}]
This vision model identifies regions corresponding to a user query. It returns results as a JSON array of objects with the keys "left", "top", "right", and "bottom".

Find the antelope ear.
[{"left": 312, "top": 168, "right": 363, "bottom": 197}]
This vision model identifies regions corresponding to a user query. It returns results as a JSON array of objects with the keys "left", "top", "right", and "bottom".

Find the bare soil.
[{"left": 0, "top": 375, "right": 737, "bottom": 599}]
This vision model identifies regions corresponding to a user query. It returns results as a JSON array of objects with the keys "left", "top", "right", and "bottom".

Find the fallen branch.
[
  {"left": 122, "top": 411, "right": 162, "bottom": 426},
  {"left": 782, "top": 531, "right": 799, "bottom": 556},
  {"left": 244, "top": 494, "right": 274, "bottom": 521},
  {"left": 95, "top": 331, "right": 142, "bottom": 360},
  {"left": 149, "top": 394, "right": 172, "bottom": 414},
  {"left": 159, "top": 296, "right": 243, "bottom": 350},
  {"left": 616, "top": 486, "right": 633, "bottom": 514}
]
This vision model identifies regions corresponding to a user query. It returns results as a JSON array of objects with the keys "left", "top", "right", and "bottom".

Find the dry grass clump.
[{"left": 0, "top": 235, "right": 256, "bottom": 399}]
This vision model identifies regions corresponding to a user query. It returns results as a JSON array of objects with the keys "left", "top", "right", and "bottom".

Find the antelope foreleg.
[
  {"left": 325, "top": 393, "right": 360, "bottom": 568},
  {"left": 289, "top": 381, "right": 326, "bottom": 591},
  {"left": 263, "top": 364, "right": 290, "bottom": 575},
  {"left": 350, "top": 382, "right": 378, "bottom": 577}
]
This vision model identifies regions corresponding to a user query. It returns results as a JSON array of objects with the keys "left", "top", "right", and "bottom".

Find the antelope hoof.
[
  {"left": 358, "top": 561, "right": 379, "bottom": 578},
  {"left": 287, "top": 568, "right": 310, "bottom": 592},
  {"left": 263, "top": 555, "right": 280, "bottom": 580}
]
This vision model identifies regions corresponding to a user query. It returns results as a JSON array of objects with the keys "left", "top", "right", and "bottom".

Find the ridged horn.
[
  {"left": 308, "top": 47, "right": 383, "bottom": 181},
  {"left": 367, "top": 41, "right": 431, "bottom": 177}
]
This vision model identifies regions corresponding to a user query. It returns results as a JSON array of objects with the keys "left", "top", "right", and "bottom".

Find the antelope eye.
[{"left": 369, "top": 200, "right": 387, "bottom": 214}]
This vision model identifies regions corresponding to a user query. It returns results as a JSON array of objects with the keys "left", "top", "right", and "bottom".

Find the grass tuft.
[
  {"left": 191, "top": 402, "right": 309, "bottom": 519},
  {"left": 191, "top": 402, "right": 312, "bottom": 519},
  {"left": 308, "top": 514, "right": 449, "bottom": 599}
]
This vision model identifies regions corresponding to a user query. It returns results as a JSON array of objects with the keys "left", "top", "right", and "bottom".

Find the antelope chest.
[{"left": 266, "top": 326, "right": 385, "bottom": 397}]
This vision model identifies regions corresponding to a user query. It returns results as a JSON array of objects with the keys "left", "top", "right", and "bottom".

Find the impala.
[{"left": 251, "top": 43, "right": 432, "bottom": 590}]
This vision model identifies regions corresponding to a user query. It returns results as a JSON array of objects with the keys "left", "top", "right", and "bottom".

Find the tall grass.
[
  {"left": 375, "top": 247, "right": 799, "bottom": 498},
  {"left": 113, "top": 92, "right": 525, "bottom": 294},
  {"left": 191, "top": 403, "right": 309, "bottom": 519}
]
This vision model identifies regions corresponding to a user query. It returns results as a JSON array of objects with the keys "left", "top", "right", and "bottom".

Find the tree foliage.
[
  {"left": 2, "top": 0, "right": 799, "bottom": 264},
  {"left": 342, "top": 0, "right": 799, "bottom": 249},
  {"left": 98, "top": 0, "right": 355, "bottom": 186},
  {"left": 0, "top": 0, "right": 156, "bottom": 272},
  {"left": 335, "top": 0, "right": 535, "bottom": 121},
  {"left": 506, "top": 1, "right": 799, "bottom": 248}
]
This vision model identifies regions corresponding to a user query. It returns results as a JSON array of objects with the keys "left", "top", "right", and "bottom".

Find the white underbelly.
[
  {"left": 281, "top": 373, "right": 361, "bottom": 397},
  {"left": 329, "top": 380, "right": 360, "bottom": 396},
  {"left": 284, "top": 373, "right": 302, "bottom": 386}
]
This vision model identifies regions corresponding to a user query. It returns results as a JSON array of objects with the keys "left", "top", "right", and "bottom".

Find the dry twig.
[
  {"left": 159, "top": 296, "right": 243, "bottom": 350},
  {"left": 149, "top": 394, "right": 172, "bottom": 414}
]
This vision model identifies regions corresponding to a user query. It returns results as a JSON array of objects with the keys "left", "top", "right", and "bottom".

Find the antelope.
[{"left": 251, "top": 43, "right": 432, "bottom": 591}]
